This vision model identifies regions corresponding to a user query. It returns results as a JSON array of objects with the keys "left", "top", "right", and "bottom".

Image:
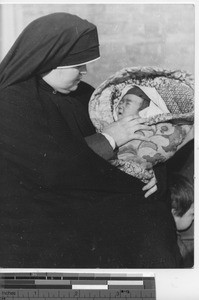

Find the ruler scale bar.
[{"left": 0, "top": 273, "right": 156, "bottom": 299}]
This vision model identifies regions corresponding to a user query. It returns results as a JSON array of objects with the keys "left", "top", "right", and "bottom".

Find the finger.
[
  {"left": 120, "top": 116, "right": 148, "bottom": 124},
  {"left": 133, "top": 124, "right": 152, "bottom": 131},
  {"left": 119, "top": 115, "right": 140, "bottom": 123},
  {"left": 142, "top": 162, "right": 153, "bottom": 170},
  {"left": 144, "top": 185, "right": 158, "bottom": 198},
  {"left": 129, "top": 117, "right": 149, "bottom": 124},
  {"left": 142, "top": 176, "right": 157, "bottom": 191}
]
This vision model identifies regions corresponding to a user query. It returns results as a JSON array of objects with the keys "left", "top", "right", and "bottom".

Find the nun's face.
[{"left": 42, "top": 65, "right": 87, "bottom": 94}]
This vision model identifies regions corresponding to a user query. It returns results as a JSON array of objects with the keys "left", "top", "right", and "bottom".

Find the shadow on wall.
[{"left": 0, "top": 3, "right": 195, "bottom": 87}]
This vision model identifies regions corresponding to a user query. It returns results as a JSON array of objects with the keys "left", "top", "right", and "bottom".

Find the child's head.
[
  {"left": 117, "top": 86, "right": 150, "bottom": 119},
  {"left": 169, "top": 173, "right": 194, "bottom": 231}
]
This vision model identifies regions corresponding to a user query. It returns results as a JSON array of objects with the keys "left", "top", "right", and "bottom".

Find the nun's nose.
[{"left": 79, "top": 65, "right": 87, "bottom": 75}]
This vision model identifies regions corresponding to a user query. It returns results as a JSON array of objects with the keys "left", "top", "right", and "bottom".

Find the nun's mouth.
[{"left": 75, "top": 76, "right": 82, "bottom": 84}]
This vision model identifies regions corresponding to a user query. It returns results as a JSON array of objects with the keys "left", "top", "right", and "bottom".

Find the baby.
[
  {"left": 111, "top": 85, "right": 165, "bottom": 183},
  {"left": 109, "top": 84, "right": 192, "bottom": 184}
]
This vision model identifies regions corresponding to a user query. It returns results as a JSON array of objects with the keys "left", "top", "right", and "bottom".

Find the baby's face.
[
  {"left": 172, "top": 203, "right": 194, "bottom": 231},
  {"left": 117, "top": 94, "right": 145, "bottom": 119}
]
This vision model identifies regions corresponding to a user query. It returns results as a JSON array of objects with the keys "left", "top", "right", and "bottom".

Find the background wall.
[{"left": 0, "top": 3, "right": 195, "bottom": 88}]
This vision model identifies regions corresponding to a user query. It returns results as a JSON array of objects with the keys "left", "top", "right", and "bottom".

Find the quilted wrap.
[{"left": 89, "top": 67, "right": 194, "bottom": 182}]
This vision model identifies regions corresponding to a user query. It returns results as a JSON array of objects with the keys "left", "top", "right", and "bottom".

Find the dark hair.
[
  {"left": 169, "top": 173, "right": 194, "bottom": 217},
  {"left": 122, "top": 86, "right": 150, "bottom": 110}
]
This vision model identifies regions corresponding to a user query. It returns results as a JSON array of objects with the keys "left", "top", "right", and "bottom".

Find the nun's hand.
[
  {"left": 102, "top": 116, "right": 151, "bottom": 148},
  {"left": 142, "top": 175, "right": 158, "bottom": 198}
]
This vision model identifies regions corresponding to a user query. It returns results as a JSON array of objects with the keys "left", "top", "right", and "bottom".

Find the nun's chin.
[
  {"left": 59, "top": 84, "right": 79, "bottom": 94},
  {"left": 69, "top": 83, "right": 79, "bottom": 91}
]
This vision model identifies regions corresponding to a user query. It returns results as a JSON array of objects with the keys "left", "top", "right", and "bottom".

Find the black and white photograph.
[
  {"left": 0, "top": 1, "right": 195, "bottom": 269},
  {"left": 1, "top": 1, "right": 199, "bottom": 298}
]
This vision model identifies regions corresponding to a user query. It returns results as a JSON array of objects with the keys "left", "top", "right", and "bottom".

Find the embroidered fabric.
[{"left": 89, "top": 67, "right": 194, "bottom": 182}]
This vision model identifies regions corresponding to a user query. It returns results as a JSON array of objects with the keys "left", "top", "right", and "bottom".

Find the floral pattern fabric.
[{"left": 89, "top": 67, "right": 194, "bottom": 182}]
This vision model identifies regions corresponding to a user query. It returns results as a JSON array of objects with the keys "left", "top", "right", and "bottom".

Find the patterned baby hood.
[{"left": 89, "top": 66, "right": 194, "bottom": 182}]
